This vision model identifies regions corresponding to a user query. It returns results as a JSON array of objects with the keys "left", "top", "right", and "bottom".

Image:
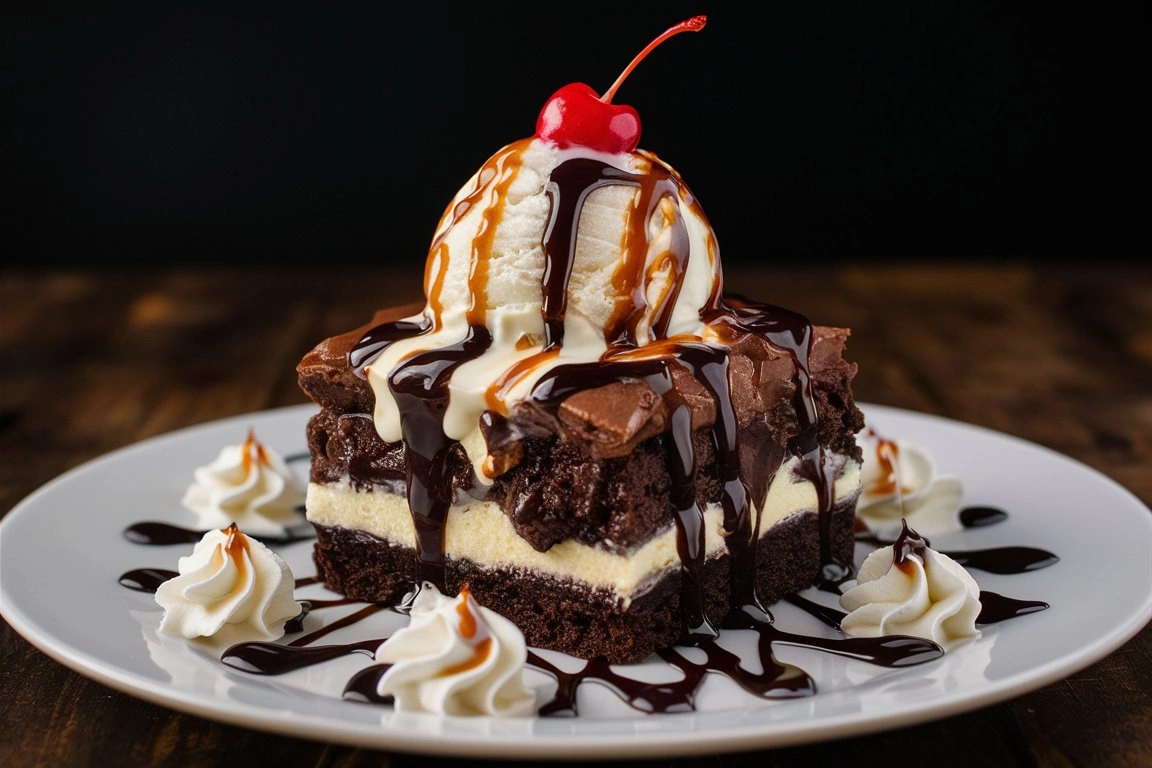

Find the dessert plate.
[{"left": 1, "top": 403, "right": 1149, "bottom": 759}]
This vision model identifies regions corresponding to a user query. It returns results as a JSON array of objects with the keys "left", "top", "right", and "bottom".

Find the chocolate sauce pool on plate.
[
  {"left": 960, "top": 505, "right": 1009, "bottom": 528},
  {"left": 124, "top": 521, "right": 314, "bottom": 547},
  {"left": 943, "top": 546, "right": 1059, "bottom": 574}
]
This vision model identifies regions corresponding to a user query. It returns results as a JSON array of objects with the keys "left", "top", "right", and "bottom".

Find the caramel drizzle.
[
  {"left": 466, "top": 149, "right": 524, "bottom": 327},
  {"left": 864, "top": 428, "right": 910, "bottom": 498},
  {"left": 485, "top": 346, "right": 559, "bottom": 414},
  {"left": 420, "top": 144, "right": 526, "bottom": 329},
  {"left": 604, "top": 157, "right": 691, "bottom": 346},
  {"left": 240, "top": 429, "right": 267, "bottom": 478},
  {"left": 438, "top": 584, "right": 493, "bottom": 676},
  {"left": 222, "top": 523, "right": 248, "bottom": 560}
]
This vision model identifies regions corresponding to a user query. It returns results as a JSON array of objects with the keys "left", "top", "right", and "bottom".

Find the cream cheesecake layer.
[{"left": 307, "top": 456, "right": 861, "bottom": 603}]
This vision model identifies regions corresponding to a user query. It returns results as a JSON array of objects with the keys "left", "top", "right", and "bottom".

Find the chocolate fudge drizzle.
[
  {"left": 348, "top": 143, "right": 846, "bottom": 642},
  {"left": 122, "top": 521, "right": 313, "bottom": 546},
  {"left": 387, "top": 326, "right": 493, "bottom": 588}
]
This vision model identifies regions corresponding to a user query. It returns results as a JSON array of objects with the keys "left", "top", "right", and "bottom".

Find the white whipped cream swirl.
[
  {"left": 856, "top": 429, "right": 963, "bottom": 540},
  {"left": 374, "top": 583, "right": 536, "bottom": 716},
  {"left": 839, "top": 521, "right": 981, "bottom": 651},
  {"left": 155, "top": 524, "right": 301, "bottom": 648},
  {"left": 182, "top": 429, "right": 306, "bottom": 537}
]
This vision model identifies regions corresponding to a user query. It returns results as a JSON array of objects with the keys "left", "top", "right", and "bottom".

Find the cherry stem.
[{"left": 601, "top": 15, "right": 707, "bottom": 104}]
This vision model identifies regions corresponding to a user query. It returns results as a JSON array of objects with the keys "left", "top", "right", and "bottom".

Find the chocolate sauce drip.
[
  {"left": 118, "top": 568, "right": 177, "bottom": 593},
  {"left": 387, "top": 325, "right": 493, "bottom": 587},
  {"left": 892, "top": 519, "right": 930, "bottom": 567},
  {"left": 288, "top": 603, "right": 387, "bottom": 647},
  {"left": 119, "top": 569, "right": 324, "bottom": 596},
  {"left": 301, "top": 597, "right": 359, "bottom": 610},
  {"left": 679, "top": 346, "right": 759, "bottom": 620},
  {"left": 541, "top": 157, "right": 690, "bottom": 348},
  {"left": 660, "top": 635, "right": 816, "bottom": 701},
  {"left": 707, "top": 297, "right": 845, "bottom": 581},
  {"left": 344, "top": 664, "right": 394, "bottom": 703},
  {"left": 531, "top": 356, "right": 715, "bottom": 641},
  {"left": 726, "top": 604, "right": 943, "bottom": 667},
  {"left": 813, "top": 571, "right": 856, "bottom": 595},
  {"left": 283, "top": 609, "right": 308, "bottom": 635},
  {"left": 221, "top": 639, "right": 380, "bottom": 675},
  {"left": 529, "top": 640, "right": 814, "bottom": 717},
  {"left": 664, "top": 398, "right": 715, "bottom": 643},
  {"left": 960, "top": 506, "right": 1009, "bottom": 528},
  {"left": 122, "top": 521, "right": 313, "bottom": 546},
  {"left": 787, "top": 582, "right": 1049, "bottom": 631},
  {"left": 783, "top": 593, "right": 848, "bottom": 629},
  {"left": 541, "top": 159, "right": 639, "bottom": 348},
  {"left": 977, "top": 591, "right": 1050, "bottom": 624},
  {"left": 941, "top": 546, "right": 1059, "bottom": 574},
  {"left": 763, "top": 622, "right": 944, "bottom": 666},
  {"left": 530, "top": 611, "right": 944, "bottom": 716},
  {"left": 525, "top": 651, "right": 586, "bottom": 716},
  {"left": 349, "top": 315, "right": 432, "bottom": 376},
  {"left": 123, "top": 522, "right": 204, "bottom": 546}
]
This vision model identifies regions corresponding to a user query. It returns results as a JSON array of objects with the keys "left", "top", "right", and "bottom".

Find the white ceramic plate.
[{"left": 1, "top": 403, "right": 1149, "bottom": 759}]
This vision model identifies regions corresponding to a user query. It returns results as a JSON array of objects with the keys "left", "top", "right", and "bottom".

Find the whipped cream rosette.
[
  {"left": 856, "top": 429, "right": 963, "bottom": 540},
  {"left": 839, "top": 520, "right": 981, "bottom": 651},
  {"left": 182, "top": 429, "right": 306, "bottom": 537},
  {"left": 155, "top": 524, "right": 301, "bottom": 649},
  {"left": 374, "top": 583, "right": 536, "bottom": 716}
]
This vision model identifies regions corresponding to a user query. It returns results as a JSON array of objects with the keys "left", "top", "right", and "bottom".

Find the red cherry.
[
  {"left": 536, "top": 15, "right": 707, "bottom": 153},
  {"left": 535, "top": 83, "right": 641, "bottom": 152}
]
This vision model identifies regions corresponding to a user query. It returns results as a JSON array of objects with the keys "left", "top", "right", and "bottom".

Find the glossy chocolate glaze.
[
  {"left": 941, "top": 546, "right": 1059, "bottom": 574},
  {"left": 386, "top": 325, "right": 493, "bottom": 587},
  {"left": 123, "top": 519, "right": 313, "bottom": 546},
  {"left": 976, "top": 591, "right": 1050, "bottom": 624},
  {"left": 960, "top": 505, "right": 1009, "bottom": 528}
]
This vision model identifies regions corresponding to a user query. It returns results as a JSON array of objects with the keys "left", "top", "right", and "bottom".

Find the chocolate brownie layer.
[
  {"left": 298, "top": 299, "right": 865, "bottom": 663},
  {"left": 299, "top": 313, "right": 864, "bottom": 553},
  {"left": 311, "top": 498, "right": 856, "bottom": 664}
]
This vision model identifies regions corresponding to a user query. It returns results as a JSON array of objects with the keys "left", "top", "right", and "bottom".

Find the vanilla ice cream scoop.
[{"left": 358, "top": 137, "right": 721, "bottom": 479}]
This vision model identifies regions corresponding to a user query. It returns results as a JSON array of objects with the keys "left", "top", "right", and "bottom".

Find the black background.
[{"left": 2, "top": 3, "right": 1135, "bottom": 269}]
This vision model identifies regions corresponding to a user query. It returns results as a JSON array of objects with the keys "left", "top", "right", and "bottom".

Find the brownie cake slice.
[
  {"left": 296, "top": 34, "right": 866, "bottom": 662},
  {"left": 298, "top": 301, "right": 864, "bottom": 664}
]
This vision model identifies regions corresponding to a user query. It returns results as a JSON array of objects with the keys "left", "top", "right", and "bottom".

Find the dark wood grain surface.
[{"left": 2, "top": 263, "right": 1149, "bottom": 768}]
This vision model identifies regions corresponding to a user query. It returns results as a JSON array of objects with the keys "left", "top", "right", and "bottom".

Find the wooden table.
[{"left": 2, "top": 263, "right": 1149, "bottom": 767}]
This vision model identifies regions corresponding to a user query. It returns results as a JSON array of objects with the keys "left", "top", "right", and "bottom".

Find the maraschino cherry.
[{"left": 535, "top": 15, "right": 706, "bottom": 153}]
